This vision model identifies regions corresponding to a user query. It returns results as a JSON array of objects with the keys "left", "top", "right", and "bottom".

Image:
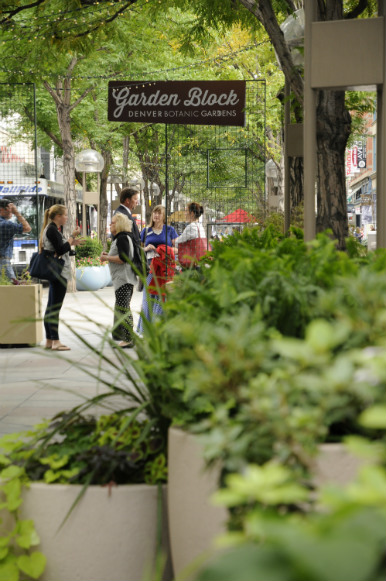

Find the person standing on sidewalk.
[
  {"left": 0, "top": 198, "right": 31, "bottom": 281},
  {"left": 101, "top": 213, "right": 137, "bottom": 348},
  {"left": 114, "top": 187, "right": 141, "bottom": 243},
  {"left": 40, "top": 204, "right": 83, "bottom": 351}
]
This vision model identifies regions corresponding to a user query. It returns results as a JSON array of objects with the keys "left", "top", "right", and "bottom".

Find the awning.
[{"left": 169, "top": 211, "right": 186, "bottom": 222}]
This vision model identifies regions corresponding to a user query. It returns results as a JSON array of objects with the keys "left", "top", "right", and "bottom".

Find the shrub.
[{"left": 75, "top": 236, "right": 103, "bottom": 260}]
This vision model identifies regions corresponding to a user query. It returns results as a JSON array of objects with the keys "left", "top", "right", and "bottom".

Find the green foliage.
[
  {"left": 74, "top": 236, "right": 103, "bottom": 260},
  {"left": 167, "top": 228, "right": 360, "bottom": 338},
  {"left": 196, "top": 413, "right": 386, "bottom": 581},
  {"left": 75, "top": 255, "right": 102, "bottom": 269},
  {"left": 0, "top": 412, "right": 167, "bottom": 487},
  {"left": 0, "top": 464, "right": 46, "bottom": 580},
  {"left": 0, "top": 267, "right": 13, "bottom": 285},
  {"left": 132, "top": 229, "right": 386, "bottom": 482}
]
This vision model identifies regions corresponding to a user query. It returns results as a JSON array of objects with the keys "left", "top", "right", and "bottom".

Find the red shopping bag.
[{"left": 178, "top": 237, "right": 211, "bottom": 268}]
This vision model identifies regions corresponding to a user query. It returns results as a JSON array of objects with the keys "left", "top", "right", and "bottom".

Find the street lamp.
[
  {"left": 266, "top": 159, "right": 282, "bottom": 212},
  {"left": 150, "top": 182, "right": 160, "bottom": 198},
  {"left": 75, "top": 149, "right": 104, "bottom": 237},
  {"left": 280, "top": 9, "right": 304, "bottom": 67}
]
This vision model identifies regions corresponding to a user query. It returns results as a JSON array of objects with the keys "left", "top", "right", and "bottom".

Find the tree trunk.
[
  {"left": 56, "top": 102, "right": 77, "bottom": 292},
  {"left": 99, "top": 150, "right": 112, "bottom": 249},
  {"left": 43, "top": 60, "right": 94, "bottom": 291},
  {"left": 239, "top": 1, "right": 354, "bottom": 246},
  {"left": 289, "top": 156, "right": 304, "bottom": 211},
  {"left": 316, "top": 89, "right": 351, "bottom": 249}
]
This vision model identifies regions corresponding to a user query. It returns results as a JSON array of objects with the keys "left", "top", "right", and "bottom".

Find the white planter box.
[
  {"left": 167, "top": 432, "right": 368, "bottom": 579},
  {"left": 0, "top": 284, "right": 43, "bottom": 345},
  {"left": 314, "top": 442, "right": 368, "bottom": 487},
  {"left": 167, "top": 428, "right": 227, "bottom": 578},
  {"left": 5, "top": 481, "right": 171, "bottom": 581}
]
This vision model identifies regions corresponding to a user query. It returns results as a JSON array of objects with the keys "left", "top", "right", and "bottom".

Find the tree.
[{"left": 161, "top": 0, "right": 377, "bottom": 248}]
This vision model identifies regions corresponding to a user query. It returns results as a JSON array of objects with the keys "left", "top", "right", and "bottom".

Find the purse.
[
  {"left": 178, "top": 225, "right": 211, "bottom": 268},
  {"left": 29, "top": 250, "right": 65, "bottom": 282}
]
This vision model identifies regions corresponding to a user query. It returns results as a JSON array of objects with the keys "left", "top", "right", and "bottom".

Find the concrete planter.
[
  {"left": 11, "top": 481, "right": 171, "bottom": 581},
  {"left": 314, "top": 442, "right": 368, "bottom": 487},
  {"left": 168, "top": 431, "right": 368, "bottom": 579},
  {"left": 0, "top": 284, "right": 43, "bottom": 345},
  {"left": 75, "top": 266, "right": 105, "bottom": 291},
  {"left": 167, "top": 427, "right": 227, "bottom": 578}
]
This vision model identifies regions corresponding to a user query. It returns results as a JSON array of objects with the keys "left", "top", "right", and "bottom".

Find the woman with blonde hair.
[
  {"left": 40, "top": 204, "right": 83, "bottom": 351},
  {"left": 100, "top": 212, "right": 137, "bottom": 348}
]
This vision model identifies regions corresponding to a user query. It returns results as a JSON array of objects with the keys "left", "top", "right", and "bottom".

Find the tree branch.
[
  {"left": 68, "top": 86, "right": 95, "bottom": 113},
  {"left": 51, "top": 1, "right": 137, "bottom": 40},
  {"left": 23, "top": 106, "right": 63, "bottom": 150},
  {"left": 43, "top": 81, "right": 62, "bottom": 107},
  {"left": 0, "top": 0, "right": 46, "bottom": 25},
  {"left": 238, "top": 0, "right": 304, "bottom": 106},
  {"left": 345, "top": 0, "right": 369, "bottom": 19}
]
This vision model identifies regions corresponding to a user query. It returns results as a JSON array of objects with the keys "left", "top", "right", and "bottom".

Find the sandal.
[
  {"left": 51, "top": 344, "right": 71, "bottom": 351},
  {"left": 118, "top": 341, "right": 134, "bottom": 349}
]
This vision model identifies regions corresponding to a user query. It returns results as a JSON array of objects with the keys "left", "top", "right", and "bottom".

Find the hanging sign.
[
  {"left": 108, "top": 80, "right": 246, "bottom": 127},
  {"left": 357, "top": 140, "right": 367, "bottom": 169}
]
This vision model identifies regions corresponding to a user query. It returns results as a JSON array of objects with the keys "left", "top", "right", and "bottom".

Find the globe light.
[{"left": 75, "top": 149, "right": 104, "bottom": 173}]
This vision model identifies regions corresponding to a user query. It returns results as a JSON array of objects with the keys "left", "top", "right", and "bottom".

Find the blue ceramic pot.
[
  {"left": 102, "top": 264, "right": 113, "bottom": 287},
  {"left": 75, "top": 266, "right": 105, "bottom": 291}
]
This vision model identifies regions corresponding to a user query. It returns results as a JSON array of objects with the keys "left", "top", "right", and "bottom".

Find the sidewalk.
[{"left": 0, "top": 286, "right": 144, "bottom": 436}]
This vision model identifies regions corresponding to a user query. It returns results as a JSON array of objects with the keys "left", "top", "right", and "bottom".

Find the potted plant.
[
  {"left": 131, "top": 227, "right": 386, "bottom": 576},
  {"left": 0, "top": 267, "right": 43, "bottom": 346},
  {"left": 74, "top": 236, "right": 110, "bottom": 291},
  {"left": 0, "top": 409, "right": 171, "bottom": 581},
  {"left": 194, "top": 405, "right": 386, "bottom": 581}
]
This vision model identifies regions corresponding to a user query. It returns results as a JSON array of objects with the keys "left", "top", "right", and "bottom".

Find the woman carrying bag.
[
  {"left": 174, "top": 202, "right": 210, "bottom": 269},
  {"left": 40, "top": 204, "right": 83, "bottom": 351}
]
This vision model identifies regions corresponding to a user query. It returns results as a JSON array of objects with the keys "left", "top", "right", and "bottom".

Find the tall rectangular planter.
[{"left": 0, "top": 284, "right": 43, "bottom": 345}]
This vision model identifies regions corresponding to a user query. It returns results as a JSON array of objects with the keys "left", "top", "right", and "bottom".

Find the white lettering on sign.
[
  {"left": 111, "top": 86, "right": 241, "bottom": 118},
  {"left": 184, "top": 88, "right": 240, "bottom": 107},
  {"left": 0, "top": 185, "right": 42, "bottom": 194},
  {"left": 111, "top": 87, "right": 181, "bottom": 117}
]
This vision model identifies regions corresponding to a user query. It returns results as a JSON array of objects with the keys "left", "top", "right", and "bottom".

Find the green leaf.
[
  {"left": 1, "top": 479, "right": 22, "bottom": 512},
  {"left": 0, "top": 455, "right": 11, "bottom": 466},
  {"left": 359, "top": 406, "right": 386, "bottom": 429},
  {"left": 16, "top": 520, "right": 40, "bottom": 549},
  {"left": 0, "top": 547, "right": 9, "bottom": 560},
  {"left": 40, "top": 454, "right": 69, "bottom": 470},
  {"left": 0, "top": 466, "right": 24, "bottom": 481},
  {"left": 196, "top": 543, "right": 291, "bottom": 581},
  {"left": 0, "top": 556, "right": 19, "bottom": 581},
  {"left": 0, "top": 536, "right": 11, "bottom": 548},
  {"left": 17, "top": 552, "right": 46, "bottom": 580}
]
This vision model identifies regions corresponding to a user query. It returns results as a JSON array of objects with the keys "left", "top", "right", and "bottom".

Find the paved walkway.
[{"left": 0, "top": 286, "right": 144, "bottom": 436}]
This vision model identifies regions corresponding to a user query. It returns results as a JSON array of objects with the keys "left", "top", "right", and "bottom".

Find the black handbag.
[{"left": 29, "top": 250, "right": 65, "bottom": 282}]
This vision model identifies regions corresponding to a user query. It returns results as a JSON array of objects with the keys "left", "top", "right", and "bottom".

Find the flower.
[{"left": 75, "top": 256, "right": 103, "bottom": 270}]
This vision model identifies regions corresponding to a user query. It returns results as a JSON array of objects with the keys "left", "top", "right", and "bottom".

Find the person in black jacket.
[
  {"left": 114, "top": 187, "right": 140, "bottom": 243},
  {"left": 39, "top": 204, "right": 84, "bottom": 351},
  {"left": 100, "top": 213, "right": 136, "bottom": 348}
]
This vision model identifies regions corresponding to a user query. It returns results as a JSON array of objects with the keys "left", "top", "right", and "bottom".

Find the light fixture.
[{"left": 75, "top": 149, "right": 104, "bottom": 173}]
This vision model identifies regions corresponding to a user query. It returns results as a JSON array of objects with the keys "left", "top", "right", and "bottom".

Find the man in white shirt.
[{"left": 114, "top": 188, "right": 140, "bottom": 243}]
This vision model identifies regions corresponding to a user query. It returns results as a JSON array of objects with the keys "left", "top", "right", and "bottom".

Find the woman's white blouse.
[{"left": 174, "top": 222, "right": 206, "bottom": 245}]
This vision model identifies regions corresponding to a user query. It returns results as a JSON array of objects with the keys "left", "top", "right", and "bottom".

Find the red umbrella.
[{"left": 220, "top": 209, "right": 255, "bottom": 223}]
